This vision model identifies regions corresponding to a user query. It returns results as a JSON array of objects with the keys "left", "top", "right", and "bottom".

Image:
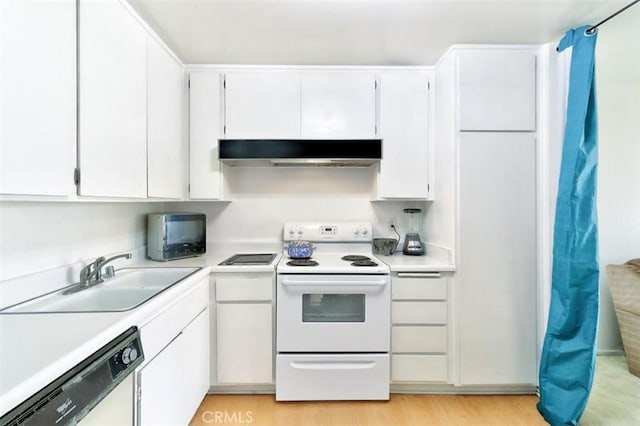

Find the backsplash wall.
[
  {"left": 168, "top": 166, "right": 427, "bottom": 244},
  {"left": 0, "top": 201, "right": 158, "bottom": 282}
]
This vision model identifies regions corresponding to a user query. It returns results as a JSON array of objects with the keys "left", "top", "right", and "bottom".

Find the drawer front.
[
  {"left": 216, "top": 275, "right": 273, "bottom": 301},
  {"left": 391, "top": 301, "right": 447, "bottom": 324},
  {"left": 392, "top": 275, "right": 448, "bottom": 300},
  {"left": 391, "top": 354, "right": 448, "bottom": 382},
  {"left": 141, "top": 277, "right": 209, "bottom": 361},
  {"left": 276, "top": 353, "right": 389, "bottom": 401},
  {"left": 392, "top": 326, "right": 447, "bottom": 353}
]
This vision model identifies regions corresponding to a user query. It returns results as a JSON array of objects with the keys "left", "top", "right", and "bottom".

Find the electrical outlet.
[{"left": 389, "top": 218, "right": 397, "bottom": 231}]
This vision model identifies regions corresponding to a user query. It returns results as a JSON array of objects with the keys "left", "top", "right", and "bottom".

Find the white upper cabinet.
[
  {"left": 1, "top": 0, "right": 76, "bottom": 196},
  {"left": 223, "top": 70, "right": 378, "bottom": 139},
  {"left": 301, "top": 72, "right": 378, "bottom": 139},
  {"left": 224, "top": 71, "right": 301, "bottom": 139},
  {"left": 78, "top": 0, "right": 148, "bottom": 198},
  {"left": 378, "top": 71, "right": 431, "bottom": 199},
  {"left": 457, "top": 50, "right": 537, "bottom": 132},
  {"left": 147, "top": 37, "right": 184, "bottom": 199},
  {"left": 189, "top": 72, "right": 224, "bottom": 200}
]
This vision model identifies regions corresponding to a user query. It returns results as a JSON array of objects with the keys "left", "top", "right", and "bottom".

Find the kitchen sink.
[{"left": 0, "top": 267, "right": 201, "bottom": 313}]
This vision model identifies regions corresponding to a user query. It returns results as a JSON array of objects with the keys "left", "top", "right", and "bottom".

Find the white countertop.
[
  {"left": 0, "top": 266, "right": 211, "bottom": 417},
  {"left": 375, "top": 253, "right": 456, "bottom": 272},
  {"left": 137, "top": 249, "right": 282, "bottom": 273},
  {"left": 374, "top": 243, "right": 456, "bottom": 272}
]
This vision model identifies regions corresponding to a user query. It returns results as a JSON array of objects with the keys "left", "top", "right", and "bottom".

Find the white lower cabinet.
[
  {"left": 137, "top": 277, "right": 210, "bottom": 426},
  {"left": 390, "top": 272, "right": 450, "bottom": 384},
  {"left": 216, "top": 304, "right": 272, "bottom": 383},
  {"left": 212, "top": 273, "right": 274, "bottom": 386}
]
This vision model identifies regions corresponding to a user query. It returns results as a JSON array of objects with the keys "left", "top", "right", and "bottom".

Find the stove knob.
[
  {"left": 360, "top": 227, "right": 368, "bottom": 236},
  {"left": 297, "top": 228, "right": 303, "bottom": 236},
  {"left": 288, "top": 228, "right": 295, "bottom": 236},
  {"left": 352, "top": 228, "right": 360, "bottom": 235}
]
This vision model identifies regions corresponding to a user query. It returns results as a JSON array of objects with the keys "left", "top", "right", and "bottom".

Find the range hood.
[{"left": 218, "top": 139, "right": 382, "bottom": 167}]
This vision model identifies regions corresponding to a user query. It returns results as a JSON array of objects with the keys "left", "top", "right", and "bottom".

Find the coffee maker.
[{"left": 402, "top": 208, "right": 425, "bottom": 255}]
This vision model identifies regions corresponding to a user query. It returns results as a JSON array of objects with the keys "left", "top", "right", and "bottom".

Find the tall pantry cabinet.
[{"left": 436, "top": 47, "right": 538, "bottom": 386}]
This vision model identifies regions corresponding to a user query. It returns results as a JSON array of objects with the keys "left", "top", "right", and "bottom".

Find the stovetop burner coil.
[
  {"left": 341, "top": 255, "right": 371, "bottom": 262},
  {"left": 351, "top": 260, "right": 379, "bottom": 267},
  {"left": 286, "top": 259, "right": 319, "bottom": 267}
]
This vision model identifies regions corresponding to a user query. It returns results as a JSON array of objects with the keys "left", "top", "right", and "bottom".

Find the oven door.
[{"left": 277, "top": 274, "right": 390, "bottom": 352}]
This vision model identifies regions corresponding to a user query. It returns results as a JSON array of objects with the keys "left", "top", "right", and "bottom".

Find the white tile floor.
[{"left": 581, "top": 355, "right": 640, "bottom": 425}]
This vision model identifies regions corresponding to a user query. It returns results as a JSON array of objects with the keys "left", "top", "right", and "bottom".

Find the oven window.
[{"left": 302, "top": 294, "right": 365, "bottom": 322}]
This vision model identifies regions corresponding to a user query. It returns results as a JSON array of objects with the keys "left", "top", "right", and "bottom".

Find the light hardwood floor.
[{"left": 189, "top": 394, "right": 547, "bottom": 426}]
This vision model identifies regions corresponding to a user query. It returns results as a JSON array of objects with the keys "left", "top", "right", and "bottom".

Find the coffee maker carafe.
[{"left": 402, "top": 208, "right": 425, "bottom": 255}]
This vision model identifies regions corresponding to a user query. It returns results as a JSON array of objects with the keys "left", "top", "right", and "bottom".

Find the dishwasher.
[{"left": 0, "top": 327, "right": 144, "bottom": 426}]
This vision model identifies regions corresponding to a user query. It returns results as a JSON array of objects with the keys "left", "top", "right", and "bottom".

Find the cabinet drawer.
[
  {"left": 140, "top": 277, "right": 209, "bottom": 362},
  {"left": 216, "top": 275, "right": 273, "bottom": 301},
  {"left": 392, "top": 326, "right": 447, "bottom": 353},
  {"left": 391, "top": 354, "right": 448, "bottom": 382},
  {"left": 392, "top": 301, "right": 447, "bottom": 324},
  {"left": 392, "top": 275, "right": 447, "bottom": 300}
]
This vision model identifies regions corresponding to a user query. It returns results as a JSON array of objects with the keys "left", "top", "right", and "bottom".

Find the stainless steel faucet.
[{"left": 78, "top": 253, "right": 132, "bottom": 287}]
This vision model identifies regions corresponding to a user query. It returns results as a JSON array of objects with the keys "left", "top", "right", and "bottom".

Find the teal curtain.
[{"left": 538, "top": 25, "right": 600, "bottom": 425}]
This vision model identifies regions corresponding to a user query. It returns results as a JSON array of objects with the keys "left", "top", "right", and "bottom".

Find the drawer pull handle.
[
  {"left": 290, "top": 361, "right": 376, "bottom": 370},
  {"left": 397, "top": 273, "right": 442, "bottom": 278}
]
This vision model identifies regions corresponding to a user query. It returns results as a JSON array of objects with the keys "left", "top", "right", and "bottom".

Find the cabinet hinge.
[
  {"left": 188, "top": 184, "right": 191, "bottom": 193},
  {"left": 223, "top": 125, "right": 226, "bottom": 135},
  {"left": 223, "top": 78, "right": 226, "bottom": 89},
  {"left": 427, "top": 81, "right": 431, "bottom": 90},
  {"left": 136, "top": 386, "right": 142, "bottom": 401},
  {"left": 374, "top": 80, "right": 378, "bottom": 90},
  {"left": 188, "top": 79, "right": 190, "bottom": 89},
  {"left": 73, "top": 168, "right": 80, "bottom": 186},
  {"left": 427, "top": 183, "right": 430, "bottom": 192}
]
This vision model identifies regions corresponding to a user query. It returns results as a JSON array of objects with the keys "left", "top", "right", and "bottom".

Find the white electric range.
[{"left": 275, "top": 222, "right": 391, "bottom": 401}]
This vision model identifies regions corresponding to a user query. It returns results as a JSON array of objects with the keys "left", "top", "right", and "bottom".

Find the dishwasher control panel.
[{"left": 109, "top": 337, "right": 142, "bottom": 379}]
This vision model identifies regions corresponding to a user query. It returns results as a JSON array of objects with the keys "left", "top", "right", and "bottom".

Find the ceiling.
[{"left": 127, "top": 0, "right": 631, "bottom": 65}]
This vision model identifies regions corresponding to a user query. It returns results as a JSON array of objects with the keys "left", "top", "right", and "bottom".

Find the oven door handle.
[
  {"left": 281, "top": 279, "right": 387, "bottom": 287},
  {"left": 290, "top": 360, "right": 377, "bottom": 370}
]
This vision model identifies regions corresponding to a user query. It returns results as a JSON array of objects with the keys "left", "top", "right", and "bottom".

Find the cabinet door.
[
  {"left": 138, "top": 308, "right": 209, "bottom": 426},
  {"left": 189, "top": 72, "right": 223, "bottom": 199},
  {"left": 147, "top": 36, "right": 184, "bottom": 199},
  {"left": 301, "top": 72, "right": 377, "bottom": 139},
  {"left": 138, "top": 332, "right": 185, "bottom": 426},
  {"left": 457, "top": 132, "right": 537, "bottom": 385},
  {"left": 216, "top": 303, "right": 272, "bottom": 383},
  {"left": 78, "top": 0, "right": 147, "bottom": 197},
  {"left": 378, "top": 72, "right": 430, "bottom": 199},
  {"left": 458, "top": 50, "right": 536, "bottom": 131},
  {"left": 224, "top": 71, "right": 300, "bottom": 138},
  {"left": 177, "top": 308, "right": 210, "bottom": 421},
  {"left": 1, "top": 0, "right": 76, "bottom": 196}
]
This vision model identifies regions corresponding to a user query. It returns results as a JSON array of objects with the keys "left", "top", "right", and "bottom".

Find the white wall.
[
  {"left": 595, "top": 5, "right": 640, "bottom": 351},
  {"left": 167, "top": 166, "right": 425, "bottom": 244},
  {"left": 0, "top": 201, "right": 159, "bottom": 282}
]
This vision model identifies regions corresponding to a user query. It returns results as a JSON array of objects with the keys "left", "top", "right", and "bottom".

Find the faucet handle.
[{"left": 103, "top": 265, "right": 115, "bottom": 279}]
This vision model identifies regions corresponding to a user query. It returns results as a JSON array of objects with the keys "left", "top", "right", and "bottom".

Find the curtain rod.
[{"left": 585, "top": 0, "right": 639, "bottom": 34}]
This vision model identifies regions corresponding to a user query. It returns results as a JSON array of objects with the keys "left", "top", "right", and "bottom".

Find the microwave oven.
[{"left": 147, "top": 213, "right": 206, "bottom": 261}]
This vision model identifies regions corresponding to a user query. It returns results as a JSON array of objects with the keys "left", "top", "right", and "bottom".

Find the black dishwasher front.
[{"left": 0, "top": 326, "right": 144, "bottom": 426}]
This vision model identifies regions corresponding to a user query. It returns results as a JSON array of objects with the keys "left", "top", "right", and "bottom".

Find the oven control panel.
[{"left": 284, "top": 222, "right": 372, "bottom": 242}]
